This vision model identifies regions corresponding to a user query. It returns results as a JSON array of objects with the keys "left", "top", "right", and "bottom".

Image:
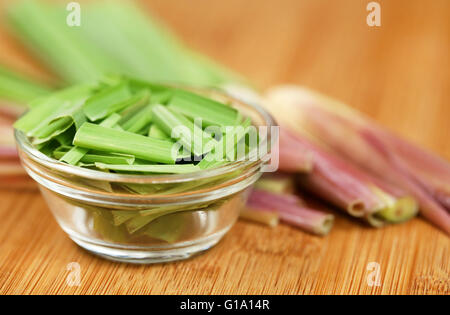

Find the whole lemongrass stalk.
[
  {"left": 224, "top": 84, "right": 419, "bottom": 227},
  {"left": 246, "top": 188, "right": 334, "bottom": 236},
  {"left": 264, "top": 86, "right": 450, "bottom": 234},
  {"left": 285, "top": 128, "right": 418, "bottom": 226}
]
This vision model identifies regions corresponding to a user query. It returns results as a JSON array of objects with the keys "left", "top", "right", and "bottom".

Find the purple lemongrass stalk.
[
  {"left": 265, "top": 85, "right": 448, "bottom": 234},
  {"left": 247, "top": 189, "right": 334, "bottom": 236}
]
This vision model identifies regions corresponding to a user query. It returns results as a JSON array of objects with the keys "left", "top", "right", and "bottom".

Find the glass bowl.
[{"left": 14, "top": 88, "right": 276, "bottom": 264}]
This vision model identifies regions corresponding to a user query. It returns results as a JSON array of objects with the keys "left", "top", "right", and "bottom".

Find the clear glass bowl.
[{"left": 14, "top": 88, "right": 276, "bottom": 264}]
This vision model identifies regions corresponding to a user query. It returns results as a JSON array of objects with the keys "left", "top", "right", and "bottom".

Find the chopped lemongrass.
[
  {"left": 16, "top": 78, "right": 257, "bottom": 180},
  {"left": 14, "top": 84, "right": 93, "bottom": 141},
  {"left": 152, "top": 104, "right": 215, "bottom": 157},
  {"left": 121, "top": 104, "right": 154, "bottom": 133},
  {"left": 83, "top": 85, "right": 147, "bottom": 121},
  {"left": 168, "top": 89, "right": 239, "bottom": 126},
  {"left": 55, "top": 150, "right": 135, "bottom": 165},
  {"left": 148, "top": 124, "right": 170, "bottom": 140},
  {"left": 60, "top": 113, "right": 121, "bottom": 164},
  {"left": 73, "top": 123, "right": 177, "bottom": 164},
  {"left": 198, "top": 119, "right": 251, "bottom": 169},
  {"left": 94, "top": 163, "right": 199, "bottom": 174},
  {"left": 142, "top": 213, "right": 186, "bottom": 243}
]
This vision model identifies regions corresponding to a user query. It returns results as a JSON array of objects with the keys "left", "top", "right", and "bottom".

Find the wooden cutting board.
[{"left": 0, "top": 0, "right": 448, "bottom": 295}]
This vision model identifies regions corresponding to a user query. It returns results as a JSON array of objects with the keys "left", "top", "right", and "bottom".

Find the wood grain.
[{"left": 0, "top": 0, "right": 449, "bottom": 295}]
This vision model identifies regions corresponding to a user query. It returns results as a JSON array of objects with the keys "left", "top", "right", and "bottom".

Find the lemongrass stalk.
[
  {"left": 247, "top": 189, "right": 334, "bottom": 235},
  {"left": 0, "top": 122, "right": 15, "bottom": 147},
  {"left": 240, "top": 208, "right": 279, "bottom": 227},
  {"left": 265, "top": 86, "right": 448, "bottom": 234},
  {"left": 279, "top": 207, "right": 334, "bottom": 236},
  {"left": 248, "top": 188, "right": 302, "bottom": 206},
  {"left": 283, "top": 128, "right": 387, "bottom": 217},
  {"left": 7, "top": 0, "right": 121, "bottom": 84},
  {"left": 254, "top": 174, "right": 295, "bottom": 195},
  {"left": 0, "top": 64, "right": 51, "bottom": 104},
  {"left": 278, "top": 133, "right": 314, "bottom": 173},
  {"left": 0, "top": 145, "right": 18, "bottom": 160}
]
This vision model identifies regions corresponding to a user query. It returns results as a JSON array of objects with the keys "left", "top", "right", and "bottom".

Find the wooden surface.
[{"left": 0, "top": 0, "right": 449, "bottom": 295}]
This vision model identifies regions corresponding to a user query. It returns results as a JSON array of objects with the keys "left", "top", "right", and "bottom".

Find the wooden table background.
[{"left": 0, "top": 0, "right": 449, "bottom": 295}]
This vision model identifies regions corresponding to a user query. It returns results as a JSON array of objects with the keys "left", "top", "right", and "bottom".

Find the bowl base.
[{"left": 68, "top": 229, "right": 229, "bottom": 264}]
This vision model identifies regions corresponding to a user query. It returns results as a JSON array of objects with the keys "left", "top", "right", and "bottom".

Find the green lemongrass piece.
[
  {"left": 125, "top": 211, "right": 167, "bottom": 234},
  {"left": 94, "top": 163, "right": 199, "bottom": 174},
  {"left": 92, "top": 210, "right": 128, "bottom": 242},
  {"left": 148, "top": 124, "right": 170, "bottom": 140},
  {"left": 169, "top": 107, "right": 216, "bottom": 156},
  {"left": 150, "top": 90, "right": 172, "bottom": 105},
  {"left": 168, "top": 89, "right": 239, "bottom": 126},
  {"left": 82, "top": 153, "right": 134, "bottom": 165},
  {"left": 73, "top": 123, "right": 177, "bottom": 164},
  {"left": 54, "top": 127, "right": 75, "bottom": 146},
  {"left": 143, "top": 213, "right": 186, "bottom": 243},
  {"left": 56, "top": 152, "right": 135, "bottom": 165},
  {"left": 369, "top": 186, "right": 419, "bottom": 225},
  {"left": 111, "top": 211, "right": 137, "bottom": 226},
  {"left": 121, "top": 183, "right": 165, "bottom": 195},
  {"left": 139, "top": 203, "right": 209, "bottom": 216},
  {"left": 39, "top": 140, "right": 59, "bottom": 157},
  {"left": 60, "top": 113, "right": 121, "bottom": 164},
  {"left": 372, "top": 196, "right": 419, "bottom": 224},
  {"left": 121, "top": 104, "right": 154, "bottom": 133},
  {"left": 198, "top": 119, "right": 251, "bottom": 169},
  {"left": 82, "top": 82, "right": 132, "bottom": 121},
  {"left": 125, "top": 203, "right": 212, "bottom": 233},
  {"left": 0, "top": 64, "right": 51, "bottom": 104},
  {"left": 14, "top": 84, "right": 93, "bottom": 142},
  {"left": 152, "top": 105, "right": 214, "bottom": 156}
]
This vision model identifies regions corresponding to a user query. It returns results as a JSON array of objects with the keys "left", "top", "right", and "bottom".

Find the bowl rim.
[{"left": 15, "top": 86, "right": 277, "bottom": 184}]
